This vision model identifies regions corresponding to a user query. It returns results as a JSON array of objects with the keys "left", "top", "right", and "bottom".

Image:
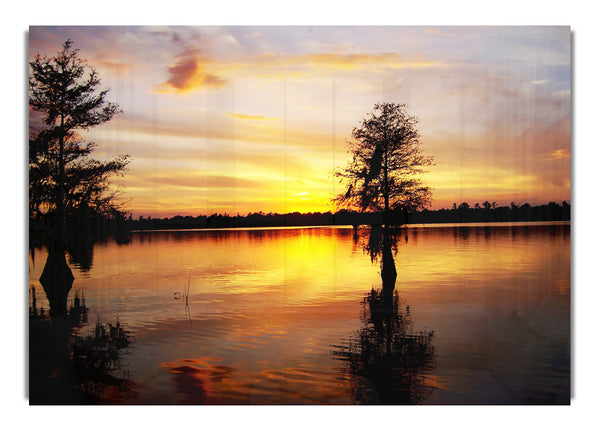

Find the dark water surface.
[{"left": 28, "top": 222, "right": 570, "bottom": 404}]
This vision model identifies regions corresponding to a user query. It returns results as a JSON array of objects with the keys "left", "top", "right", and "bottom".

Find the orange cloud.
[{"left": 157, "top": 48, "right": 225, "bottom": 93}]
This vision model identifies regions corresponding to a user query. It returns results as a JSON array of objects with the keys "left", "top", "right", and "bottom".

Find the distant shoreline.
[
  {"left": 125, "top": 202, "right": 570, "bottom": 232},
  {"left": 29, "top": 202, "right": 569, "bottom": 244},
  {"left": 130, "top": 220, "right": 570, "bottom": 234}
]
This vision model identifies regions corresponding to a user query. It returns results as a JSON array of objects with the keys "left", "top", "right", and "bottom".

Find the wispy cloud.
[
  {"left": 549, "top": 149, "right": 570, "bottom": 160},
  {"left": 295, "top": 52, "right": 440, "bottom": 69},
  {"left": 245, "top": 52, "right": 441, "bottom": 72},
  {"left": 227, "top": 113, "right": 278, "bottom": 121},
  {"left": 426, "top": 29, "right": 455, "bottom": 38},
  {"left": 93, "top": 56, "right": 134, "bottom": 76},
  {"left": 109, "top": 113, "right": 346, "bottom": 154},
  {"left": 156, "top": 51, "right": 443, "bottom": 91},
  {"left": 125, "top": 172, "right": 261, "bottom": 190}
]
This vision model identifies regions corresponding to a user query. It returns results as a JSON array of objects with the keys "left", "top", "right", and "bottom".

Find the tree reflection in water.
[
  {"left": 332, "top": 226, "right": 436, "bottom": 404},
  {"left": 29, "top": 288, "right": 137, "bottom": 404}
]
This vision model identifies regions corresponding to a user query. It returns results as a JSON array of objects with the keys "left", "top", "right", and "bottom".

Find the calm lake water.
[{"left": 28, "top": 222, "right": 571, "bottom": 404}]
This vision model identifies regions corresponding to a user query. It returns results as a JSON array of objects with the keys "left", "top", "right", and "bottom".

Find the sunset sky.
[{"left": 29, "top": 26, "right": 571, "bottom": 218}]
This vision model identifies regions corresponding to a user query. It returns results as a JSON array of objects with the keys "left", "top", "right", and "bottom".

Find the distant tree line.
[
  {"left": 31, "top": 201, "right": 569, "bottom": 249},
  {"left": 126, "top": 201, "right": 570, "bottom": 231},
  {"left": 411, "top": 200, "right": 571, "bottom": 224}
]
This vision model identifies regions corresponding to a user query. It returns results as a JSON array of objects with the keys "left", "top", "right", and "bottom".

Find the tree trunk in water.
[
  {"left": 39, "top": 249, "right": 74, "bottom": 317},
  {"left": 380, "top": 228, "right": 397, "bottom": 305},
  {"left": 40, "top": 114, "right": 74, "bottom": 317}
]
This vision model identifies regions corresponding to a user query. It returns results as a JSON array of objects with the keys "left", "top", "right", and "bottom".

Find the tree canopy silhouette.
[
  {"left": 29, "top": 39, "right": 130, "bottom": 315},
  {"left": 334, "top": 103, "right": 433, "bottom": 225},
  {"left": 29, "top": 39, "right": 130, "bottom": 241}
]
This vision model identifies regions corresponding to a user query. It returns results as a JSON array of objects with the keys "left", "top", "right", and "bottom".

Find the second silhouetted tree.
[{"left": 334, "top": 102, "right": 434, "bottom": 226}]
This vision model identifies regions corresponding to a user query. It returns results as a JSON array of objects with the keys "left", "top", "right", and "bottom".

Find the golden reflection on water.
[{"left": 29, "top": 223, "right": 570, "bottom": 404}]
